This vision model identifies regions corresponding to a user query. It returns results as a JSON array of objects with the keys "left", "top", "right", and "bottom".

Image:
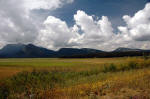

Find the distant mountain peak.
[
  {"left": 4, "top": 43, "right": 25, "bottom": 47},
  {"left": 0, "top": 44, "right": 56, "bottom": 58},
  {"left": 114, "top": 47, "right": 142, "bottom": 52},
  {"left": 0, "top": 44, "right": 26, "bottom": 55},
  {"left": 0, "top": 44, "right": 103, "bottom": 58},
  {"left": 0, "top": 44, "right": 149, "bottom": 58}
]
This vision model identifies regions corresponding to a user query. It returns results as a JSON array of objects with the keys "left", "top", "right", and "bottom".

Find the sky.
[{"left": 0, "top": 0, "right": 150, "bottom": 51}]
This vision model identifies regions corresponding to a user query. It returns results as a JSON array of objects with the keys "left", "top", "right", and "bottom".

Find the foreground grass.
[{"left": 0, "top": 57, "right": 150, "bottom": 98}]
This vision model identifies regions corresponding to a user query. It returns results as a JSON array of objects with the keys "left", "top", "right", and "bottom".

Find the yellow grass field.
[
  {"left": 0, "top": 57, "right": 150, "bottom": 99},
  {"left": 0, "top": 58, "right": 127, "bottom": 79}
]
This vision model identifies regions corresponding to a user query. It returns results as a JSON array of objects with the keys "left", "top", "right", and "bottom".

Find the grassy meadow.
[{"left": 0, "top": 57, "right": 150, "bottom": 99}]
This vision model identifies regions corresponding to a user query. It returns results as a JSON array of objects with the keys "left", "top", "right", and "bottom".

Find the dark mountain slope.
[
  {"left": 0, "top": 44, "right": 150, "bottom": 58},
  {"left": 0, "top": 44, "right": 56, "bottom": 58},
  {"left": 0, "top": 44, "right": 104, "bottom": 58},
  {"left": 57, "top": 48, "right": 103, "bottom": 57},
  {"left": 113, "top": 47, "right": 142, "bottom": 52}
]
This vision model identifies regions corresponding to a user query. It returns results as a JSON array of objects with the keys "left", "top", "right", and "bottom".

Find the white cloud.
[
  {"left": 70, "top": 10, "right": 115, "bottom": 49},
  {"left": 0, "top": 0, "right": 38, "bottom": 44},
  {"left": 74, "top": 10, "right": 114, "bottom": 38},
  {"left": 36, "top": 16, "right": 78, "bottom": 49},
  {"left": 70, "top": 4, "right": 150, "bottom": 50},
  {"left": 119, "top": 3, "right": 150, "bottom": 41},
  {"left": 0, "top": 0, "right": 74, "bottom": 46},
  {"left": 23, "top": 0, "right": 74, "bottom": 10},
  {"left": 37, "top": 10, "right": 116, "bottom": 50},
  {"left": 0, "top": 0, "right": 150, "bottom": 51}
]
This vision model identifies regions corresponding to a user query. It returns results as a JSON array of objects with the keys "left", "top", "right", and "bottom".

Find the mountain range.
[
  {"left": 0, "top": 44, "right": 103, "bottom": 58},
  {"left": 0, "top": 44, "right": 149, "bottom": 58},
  {"left": 113, "top": 47, "right": 142, "bottom": 52}
]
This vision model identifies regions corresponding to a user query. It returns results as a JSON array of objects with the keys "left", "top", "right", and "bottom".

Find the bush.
[
  {"left": 119, "top": 64, "right": 130, "bottom": 71},
  {"left": 103, "top": 64, "right": 117, "bottom": 73},
  {"left": 128, "top": 61, "right": 138, "bottom": 69},
  {"left": 109, "top": 64, "right": 117, "bottom": 72},
  {"left": 0, "top": 83, "right": 10, "bottom": 99},
  {"left": 143, "top": 54, "right": 150, "bottom": 60}
]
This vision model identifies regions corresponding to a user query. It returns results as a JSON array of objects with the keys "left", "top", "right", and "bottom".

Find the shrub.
[
  {"left": 143, "top": 54, "right": 150, "bottom": 60},
  {"left": 119, "top": 64, "right": 130, "bottom": 71},
  {"left": 140, "top": 60, "right": 150, "bottom": 68},
  {"left": 128, "top": 61, "right": 138, "bottom": 69},
  {"left": 109, "top": 64, "right": 117, "bottom": 72},
  {"left": 103, "top": 64, "right": 117, "bottom": 73},
  {"left": 0, "top": 82, "right": 10, "bottom": 99}
]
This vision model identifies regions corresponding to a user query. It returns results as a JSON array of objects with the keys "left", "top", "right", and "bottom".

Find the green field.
[
  {"left": 0, "top": 58, "right": 127, "bottom": 79},
  {"left": 0, "top": 57, "right": 150, "bottom": 99}
]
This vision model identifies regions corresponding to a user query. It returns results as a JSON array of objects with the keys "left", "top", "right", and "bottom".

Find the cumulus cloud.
[
  {"left": 0, "top": 0, "right": 150, "bottom": 51},
  {"left": 0, "top": 0, "right": 38, "bottom": 44},
  {"left": 119, "top": 3, "right": 150, "bottom": 41},
  {"left": 37, "top": 10, "right": 115, "bottom": 50},
  {"left": 36, "top": 16, "right": 78, "bottom": 49},
  {"left": 24, "top": 0, "right": 74, "bottom": 10},
  {"left": 71, "top": 3, "right": 150, "bottom": 50},
  {"left": 0, "top": 0, "right": 74, "bottom": 46},
  {"left": 69, "top": 10, "right": 115, "bottom": 49},
  {"left": 74, "top": 11, "right": 114, "bottom": 38}
]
